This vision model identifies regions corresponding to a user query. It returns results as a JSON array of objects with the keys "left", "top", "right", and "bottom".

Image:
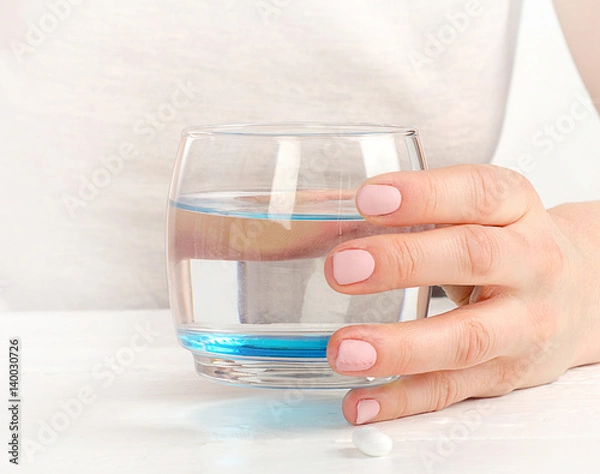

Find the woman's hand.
[{"left": 324, "top": 164, "right": 600, "bottom": 425}]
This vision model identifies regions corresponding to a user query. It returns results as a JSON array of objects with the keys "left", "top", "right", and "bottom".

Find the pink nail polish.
[
  {"left": 332, "top": 249, "right": 375, "bottom": 285},
  {"left": 356, "top": 399, "right": 381, "bottom": 424},
  {"left": 357, "top": 185, "right": 402, "bottom": 216},
  {"left": 336, "top": 339, "right": 377, "bottom": 372}
]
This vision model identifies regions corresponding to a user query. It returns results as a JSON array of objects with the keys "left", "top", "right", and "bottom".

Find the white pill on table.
[{"left": 352, "top": 426, "right": 393, "bottom": 457}]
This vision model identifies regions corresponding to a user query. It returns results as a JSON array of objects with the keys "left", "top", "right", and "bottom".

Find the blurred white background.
[
  {"left": 493, "top": 0, "right": 600, "bottom": 206},
  {"left": 0, "top": 0, "right": 598, "bottom": 312}
]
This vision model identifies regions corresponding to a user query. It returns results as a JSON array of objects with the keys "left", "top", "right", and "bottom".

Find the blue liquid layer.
[
  {"left": 170, "top": 192, "right": 362, "bottom": 221},
  {"left": 178, "top": 331, "right": 330, "bottom": 359}
]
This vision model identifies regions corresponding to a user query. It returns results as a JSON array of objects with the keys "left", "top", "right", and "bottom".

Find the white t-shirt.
[{"left": 0, "top": 0, "right": 575, "bottom": 311}]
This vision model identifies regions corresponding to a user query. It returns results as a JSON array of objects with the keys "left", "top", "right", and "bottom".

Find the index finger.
[{"left": 356, "top": 164, "right": 543, "bottom": 227}]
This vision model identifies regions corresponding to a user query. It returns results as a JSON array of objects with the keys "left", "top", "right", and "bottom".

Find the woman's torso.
[{"left": 0, "top": 0, "right": 522, "bottom": 309}]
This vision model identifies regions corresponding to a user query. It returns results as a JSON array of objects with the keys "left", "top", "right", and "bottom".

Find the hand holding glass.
[{"left": 167, "top": 123, "right": 430, "bottom": 388}]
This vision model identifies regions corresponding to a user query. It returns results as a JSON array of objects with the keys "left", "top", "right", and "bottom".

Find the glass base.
[{"left": 192, "top": 353, "right": 396, "bottom": 389}]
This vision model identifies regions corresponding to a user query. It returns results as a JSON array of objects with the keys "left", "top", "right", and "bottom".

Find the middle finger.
[{"left": 324, "top": 224, "right": 531, "bottom": 293}]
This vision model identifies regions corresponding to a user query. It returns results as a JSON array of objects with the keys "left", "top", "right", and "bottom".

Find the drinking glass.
[{"left": 167, "top": 123, "right": 430, "bottom": 388}]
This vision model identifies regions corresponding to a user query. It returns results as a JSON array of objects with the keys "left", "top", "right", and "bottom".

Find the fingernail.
[
  {"left": 357, "top": 185, "right": 402, "bottom": 216},
  {"left": 356, "top": 399, "right": 381, "bottom": 424},
  {"left": 332, "top": 249, "right": 375, "bottom": 285},
  {"left": 336, "top": 339, "right": 377, "bottom": 372}
]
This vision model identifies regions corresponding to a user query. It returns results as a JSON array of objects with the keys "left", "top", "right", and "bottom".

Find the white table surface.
[{"left": 1, "top": 303, "right": 599, "bottom": 474}]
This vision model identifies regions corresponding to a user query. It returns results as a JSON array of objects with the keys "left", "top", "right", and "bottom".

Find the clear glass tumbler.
[{"left": 167, "top": 123, "right": 430, "bottom": 388}]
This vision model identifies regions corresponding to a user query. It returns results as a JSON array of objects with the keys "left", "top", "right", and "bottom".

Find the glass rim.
[{"left": 182, "top": 122, "right": 418, "bottom": 138}]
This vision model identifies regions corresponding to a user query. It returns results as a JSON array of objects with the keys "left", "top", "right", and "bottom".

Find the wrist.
[{"left": 549, "top": 203, "right": 600, "bottom": 366}]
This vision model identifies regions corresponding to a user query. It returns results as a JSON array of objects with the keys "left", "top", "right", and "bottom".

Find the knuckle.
[
  {"left": 465, "top": 165, "right": 538, "bottom": 220},
  {"left": 466, "top": 165, "right": 499, "bottom": 218},
  {"left": 497, "top": 167, "right": 542, "bottom": 215},
  {"left": 542, "top": 246, "right": 566, "bottom": 284},
  {"left": 390, "top": 336, "right": 414, "bottom": 375},
  {"left": 510, "top": 173, "right": 540, "bottom": 217},
  {"left": 429, "top": 372, "right": 462, "bottom": 412},
  {"left": 511, "top": 169, "right": 535, "bottom": 194},
  {"left": 533, "top": 232, "right": 567, "bottom": 285},
  {"left": 454, "top": 316, "right": 496, "bottom": 367},
  {"left": 388, "top": 237, "right": 421, "bottom": 285},
  {"left": 421, "top": 173, "right": 440, "bottom": 217},
  {"left": 460, "top": 225, "right": 501, "bottom": 278},
  {"left": 507, "top": 167, "right": 536, "bottom": 195},
  {"left": 496, "top": 361, "right": 526, "bottom": 394},
  {"left": 527, "top": 303, "right": 560, "bottom": 351}
]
